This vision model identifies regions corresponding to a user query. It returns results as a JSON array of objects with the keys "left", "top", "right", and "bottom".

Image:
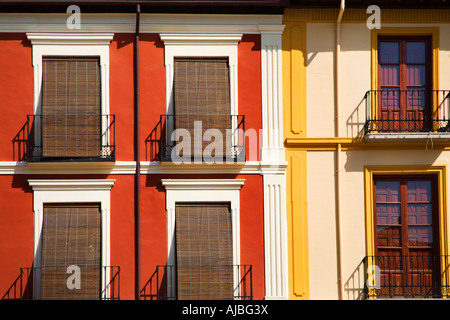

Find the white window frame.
[
  {"left": 160, "top": 34, "right": 242, "bottom": 160},
  {"left": 28, "top": 179, "right": 115, "bottom": 300},
  {"left": 161, "top": 178, "right": 244, "bottom": 299},
  {"left": 26, "top": 33, "right": 114, "bottom": 157}
]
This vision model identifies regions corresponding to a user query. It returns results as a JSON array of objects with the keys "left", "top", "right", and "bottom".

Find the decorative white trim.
[
  {"left": 26, "top": 32, "right": 114, "bottom": 45},
  {"left": 28, "top": 179, "right": 115, "bottom": 300},
  {"left": 0, "top": 13, "right": 283, "bottom": 33},
  {"left": 262, "top": 173, "right": 289, "bottom": 300},
  {"left": 259, "top": 27, "right": 285, "bottom": 163},
  {"left": 28, "top": 179, "right": 115, "bottom": 191},
  {"left": 0, "top": 160, "right": 288, "bottom": 175},
  {"left": 162, "top": 178, "right": 244, "bottom": 299}
]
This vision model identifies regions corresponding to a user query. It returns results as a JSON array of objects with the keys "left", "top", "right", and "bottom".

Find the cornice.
[
  {"left": 0, "top": 13, "right": 283, "bottom": 33},
  {"left": 159, "top": 33, "right": 243, "bottom": 45},
  {"left": 28, "top": 179, "right": 115, "bottom": 191},
  {"left": 0, "top": 160, "right": 287, "bottom": 175},
  {"left": 161, "top": 178, "right": 245, "bottom": 190},
  {"left": 26, "top": 32, "right": 114, "bottom": 45},
  {"left": 284, "top": 8, "right": 450, "bottom": 23}
]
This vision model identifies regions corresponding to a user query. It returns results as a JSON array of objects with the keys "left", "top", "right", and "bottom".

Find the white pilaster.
[
  {"left": 258, "top": 25, "right": 289, "bottom": 300},
  {"left": 259, "top": 25, "right": 285, "bottom": 163}
]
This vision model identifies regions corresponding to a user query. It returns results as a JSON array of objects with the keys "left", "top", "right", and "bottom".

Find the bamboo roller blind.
[
  {"left": 42, "top": 57, "right": 101, "bottom": 158},
  {"left": 174, "top": 58, "right": 231, "bottom": 158},
  {"left": 175, "top": 203, "right": 233, "bottom": 300},
  {"left": 40, "top": 204, "right": 101, "bottom": 300}
]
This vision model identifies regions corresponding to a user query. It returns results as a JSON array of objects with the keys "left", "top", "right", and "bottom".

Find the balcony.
[
  {"left": 363, "top": 90, "right": 450, "bottom": 142},
  {"left": 363, "top": 255, "right": 450, "bottom": 299},
  {"left": 159, "top": 115, "right": 245, "bottom": 163},
  {"left": 25, "top": 114, "right": 115, "bottom": 162},
  {"left": 154, "top": 264, "right": 253, "bottom": 300},
  {"left": 15, "top": 266, "right": 120, "bottom": 300}
]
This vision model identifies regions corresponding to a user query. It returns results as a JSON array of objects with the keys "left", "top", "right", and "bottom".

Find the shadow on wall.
[
  {"left": 12, "top": 120, "right": 30, "bottom": 162},
  {"left": 344, "top": 258, "right": 367, "bottom": 300},
  {"left": 346, "top": 94, "right": 367, "bottom": 140},
  {"left": 141, "top": 265, "right": 171, "bottom": 300},
  {"left": 145, "top": 117, "right": 163, "bottom": 162},
  {"left": 2, "top": 264, "right": 34, "bottom": 300}
]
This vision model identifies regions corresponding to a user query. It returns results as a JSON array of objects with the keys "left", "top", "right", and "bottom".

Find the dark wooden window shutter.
[
  {"left": 174, "top": 58, "right": 231, "bottom": 158},
  {"left": 40, "top": 204, "right": 101, "bottom": 300},
  {"left": 42, "top": 57, "right": 101, "bottom": 158},
  {"left": 175, "top": 203, "right": 233, "bottom": 300}
]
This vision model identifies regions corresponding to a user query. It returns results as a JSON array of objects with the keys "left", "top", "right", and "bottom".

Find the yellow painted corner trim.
[
  {"left": 286, "top": 151, "right": 310, "bottom": 299},
  {"left": 364, "top": 165, "right": 448, "bottom": 259},
  {"left": 283, "top": 21, "right": 307, "bottom": 139}
]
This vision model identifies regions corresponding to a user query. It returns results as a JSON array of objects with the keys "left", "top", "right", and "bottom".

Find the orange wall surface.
[{"left": 0, "top": 32, "right": 265, "bottom": 300}]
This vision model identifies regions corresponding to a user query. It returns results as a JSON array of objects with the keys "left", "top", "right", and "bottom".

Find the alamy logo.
[
  {"left": 66, "top": 5, "right": 81, "bottom": 30},
  {"left": 366, "top": 264, "right": 381, "bottom": 289},
  {"left": 366, "top": 5, "right": 381, "bottom": 30},
  {"left": 66, "top": 265, "right": 81, "bottom": 290}
]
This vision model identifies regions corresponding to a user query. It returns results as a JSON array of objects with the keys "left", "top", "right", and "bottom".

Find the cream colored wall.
[
  {"left": 307, "top": 23, "right": 450, "bottom": 139},
  {"left": 302, "top": 20, "right": 450, "bottom": 299},
  {"left": 307, "top": 151, "right": 338, "bottom": 299},
  {"left": 306, "top": 23, "right": 336, "bottom": 138},
  {"left": 307, "top": 148, "right": 450, "bottom": 299}
]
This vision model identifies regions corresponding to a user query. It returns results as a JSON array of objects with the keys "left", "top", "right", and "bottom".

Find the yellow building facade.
[{"left": 283, "top": 7, "right": 450, "bottom": 299}]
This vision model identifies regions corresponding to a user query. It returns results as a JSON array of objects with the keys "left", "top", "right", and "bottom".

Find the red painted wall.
[
  {"left": 0, "top": 33, "right": 265, "bottom": 300},
  {"left": 0, "top": 34, "right": 33, "bottom": 162}
]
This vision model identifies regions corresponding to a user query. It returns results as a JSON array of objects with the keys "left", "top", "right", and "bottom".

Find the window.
[
  {"left": 175, "top": 203, "right": 233, "bottom": 300},
  {"left": 377, "top": 36, "right": 431, "bottom": 132},
  {"left": 162, "top": 179, "right": 244, "bottom": 299},
  {"left": 160, "top": 34, "right": 245, "bottom": 163},
  {"left": 28, "top": 179, "right": 115, "bottom": 300},
  {"left": 26, "top": 33, "right": 114, "bottom": 161},
  {"left": 42, "top": 57, "right": 101, "bottom": 158},
  {"left": 40, "top": 203, "right": 101, "bottom": 300},
  {"left": 173, "top": 58, "right": 231, "bottom": 159},
  {"left": 372, "top": 175, "right": 440, "bottom": 297}
]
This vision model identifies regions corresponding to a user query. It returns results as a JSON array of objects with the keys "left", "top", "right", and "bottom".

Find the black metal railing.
[
  {"left": 18, "top": 265, "right": 120, "bottom": 300},
  {"left": 363, "top": 255, "right": 450, "bottom": 299},
  {"left": 25, "top": 114, "right": 116, "bottom": 162},
  {"left": 159, "top": 115, "right": 245, "bottom": 163},
  {"left": 364, "top": 90, "right": 450, "bottom": 134},
  {"left": 155, "top": 264, "right": 253, "bottom": 300}
]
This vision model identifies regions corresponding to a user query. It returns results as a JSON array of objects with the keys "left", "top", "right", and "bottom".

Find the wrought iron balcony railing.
[
  {"left": 155, "top": 264, "right": 253, "bottom": 300},
  {"left": 17, "top": 266, "right": 120, "bottom": 300},
  {"left": 26, "top": 114, "right": 116, "bottom": 162},
  {"left": 364, "top": 90, "right": 450, "bottom": 134},
  {"left": 363, "top": 255, "right": 450, "bottom": 299},
  {"left": 159, "top": 115, "right": 245, "bottom": 163}
]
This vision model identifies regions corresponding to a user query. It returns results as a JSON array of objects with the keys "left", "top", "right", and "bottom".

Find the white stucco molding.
[{"left": 259, "top": 25, "right": 286, "bottom": 164}]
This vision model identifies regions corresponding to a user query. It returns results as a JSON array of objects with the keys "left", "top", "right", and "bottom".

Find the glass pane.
[
  {"left": 408, "top": 226, "right": 433, "bottom": 247},
  {"left": 376, "top": 181, "right": 400, "bottom": 202},
  {"left": 377, "top": 226, "right": 402, "bottom": 247},
  {"left": 407, "top": 180, "right": 432, "bottom": 202},
  {"left": 407, "top": 65, "right": 426, "bottom": 86},
  {"left": 406, "top": 88, "right": 426, "bottom": 110},
  {"left": 408, "top": 204, "right": 432, "bottom": 225},
  {"left": 406, "top": 42, "right": 426, "bottom": 64},
  {"left": 380, "top": 88, "right": 400, "bottom": 110},
  {"left": 379, "top": 65, "right": 399, "bottom": 86},
  {"left": 377, "top": 204, "right": 401, "bottom": 225},
  {"left": 379, "top": 42, "right": 399, "bottom": 64}
]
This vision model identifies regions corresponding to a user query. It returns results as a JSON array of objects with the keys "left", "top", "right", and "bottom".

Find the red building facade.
[{"left": 0, "top": 1, "right": 289, "bottom": 300}]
